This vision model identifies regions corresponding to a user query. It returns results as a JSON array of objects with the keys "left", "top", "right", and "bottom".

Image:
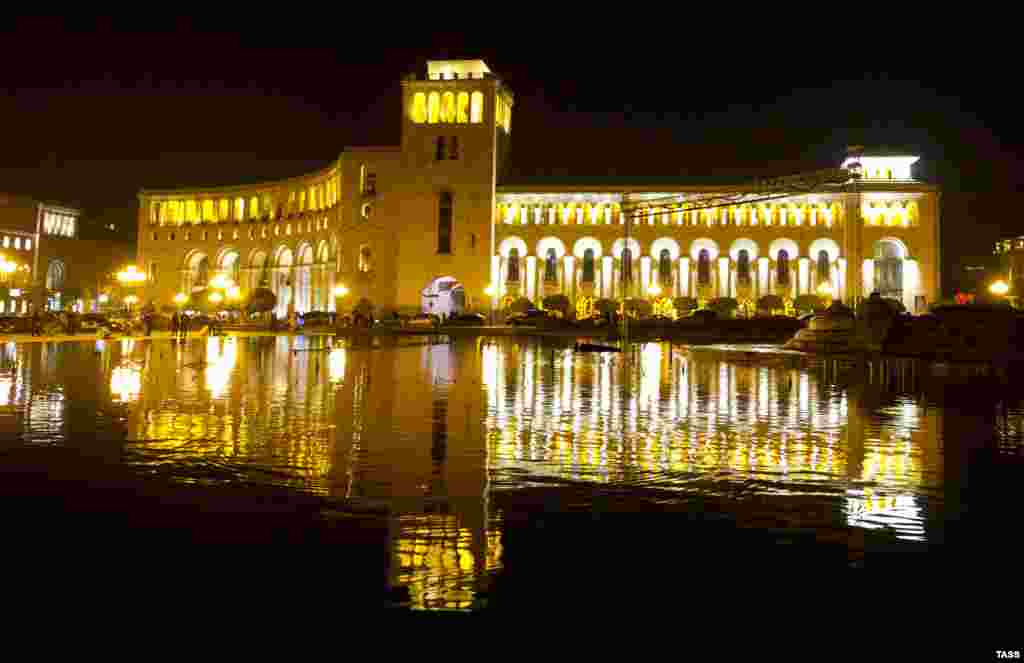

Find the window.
[
  {"left": 470, "top": 91, "right": 483, "bottom": 123},
  {"left": 441, "top": 92, "right": 456, "bottom": 123},
  {"left": 470, "top": 233, "right": 476, "bottom": 250},
  {"left": 261, "top": 227, "right": 267, "bottom": 239},
  {"left": 817, "top": 250, "right": 830, "bottom": 283},
  {"left": 170, "top": 232, "right": 175, "bottom": 241},
  {"left": 412, "top": 92, "right": 427, "bottom": 123},
  {"left": 203, "top": 199, "right": 215, "bottom": 221},
  {"left": 46, "top": 260, "right": 65, "bottom": 290},
  {"left": 361, "top": 203, "right": 372, "bottom": 220},
  {"left": 737, "top": 250, "right": 751, "bottom": 284},
  {"left": 217, "top": 230, "right": 223, "bottom": 241},
  {"left": 777, "top": 250, "right": 790, "bottom": 286},
  {"left": 583, "top": 249, "right": 595, "bottom": 283},
  {"left": 359, "top": 245, "right": 372, "bottom": 272},
  {"left": 438, "top": 192, "right": 453, "bottom": 254},
  {"left": 456, "top": 92, "right": 469, "bottom": 123},
  {"left": 202, "top": 231, "right": 208, "bottom": 241},
  {"left": 152, "top": 232, "right": 158, "bottom": 241},
  {"left": 185, "top": 231, "right": 191, "bottom": 241},
  {"left": 148, "top": 262, "right": 158, "bottom": 284},
  {"left": 449, "top": 136, "right": 459, "bottom": 159},
  {"left": 697, "top": 249, "right": 711, "bottom": 286},
  {"left": 249, "top": 196, "right": 259, "bottom": 218},
  {"left": 2, "top": 237, "right": 8, "bottom": 248},
  {"left": 659, "top": 249, "right": 672, "bottom": 287},
  {"left": 436, "top": 136, "right": 446, "bottom": 161},
  {"left": 621, "top": 248, "right": 633, "bottom": 283},
  {"left": 507, "top": 248, "right": 520, "bottom": 282},
  {"left": 249, "top": 228, "right": 255, "bottom": 240},
  {"left": 428, "top": 92, "right": 440, "bottom": 123},
  {"left": 25, "top": 239, "right": 31, "bottom": 250},
  {"left": 13, "top": 238, "right": 21, "bottom": 250},
  {"left": 219, "top": 199, "right": 230, "bottom": 221}
]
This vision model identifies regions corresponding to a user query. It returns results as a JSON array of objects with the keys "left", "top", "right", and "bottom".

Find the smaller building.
[
  {"left": 0, "top": 193, "right": 137, "bottom": 315},
  {"left": 995, "top": 236, "right": 1024, "bottom": 297}
]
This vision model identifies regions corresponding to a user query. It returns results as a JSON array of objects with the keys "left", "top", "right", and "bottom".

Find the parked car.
[
  {"left": 444, "top": 313, "right": 486, "bottom": 326},
  {"left": 507, "top": 309, "right": 549, "bottom": 326},
  {"left": 79, "top": 314, "right": 110, "bottom": 332},
  {"left": 406, "top": 314, "right": 439, "bottom": 328}
]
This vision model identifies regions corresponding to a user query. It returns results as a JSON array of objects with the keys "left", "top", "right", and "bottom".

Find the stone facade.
[{"left": 136, "top": 59, "right": 940, "bottom": 318}]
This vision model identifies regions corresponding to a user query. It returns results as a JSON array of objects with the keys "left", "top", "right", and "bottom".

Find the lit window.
[
  {"left": 232, "top": 229, "right": 238, "bottom": 240},
  {"left": 361, "top": 203, "right": 372, "bottom": 220},
  {"left": 26, "top": 239, "right": 31, "bottom": 250},
  {"left": 286, "top": 224, "right": 291, "bottom": 235},
  {"left": 441, "top": 92, "right": 456, "bottom": 123},
  {"left": 249, "top": 228, "right": 254, "bottom": 240},
  {"left": 202, "top": 231, "right": 208, "bottom": 241},
  {"left": 2, "top": 237, "right": 8, "bottom": 248},
  {"left": 470, "top": 92, "right": 483, "bottom": 123},
  {"left": 217, "top": 230, "right": 223, "bottom": 241},
  {"left": 185, "top": 231, "right": 191, "bottom": 241},
  {"left": 262, "top": 227, "right": 267, "bottom": 239},
  {"left": 428, "top": 92, "right": 440, "bottom": 123},
  {"left": 249, "top": 196, "right": 259, "bottom": 218},
  {"left": 13, "top": 238, "right": 20, "bottom": 249},
  {"left": 456, "top": 92, "right": 469, "bottom": 123},
  {"left": 412, "top": 92, "right": 427, "bottom": 123},
  {"left": 219, "top": 199, "right": 230, "bottom": 220}
]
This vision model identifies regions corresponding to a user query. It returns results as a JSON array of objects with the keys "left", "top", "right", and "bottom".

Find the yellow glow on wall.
[
  {"left": 218, "top": 199, "right": 229, "bottom": 221},
  {"left": 427, "top": 92, "right": 440, "bottom": 123},
  {"left": 456, "top": 92, "right": 469, "bottom": 123},
  {"left": 185, "top": 200, "right": 197, "bottom": 223},
  {"left": 203, "top": 199, "right": 215, "bottom": 222},
  {"left": 412, "top": 92, "right": 427, "bottom": 123}
]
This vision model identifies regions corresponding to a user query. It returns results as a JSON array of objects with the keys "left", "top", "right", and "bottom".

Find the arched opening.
[
  {"left": 422, "top": 276, "right": 465, "bottom": 317},
  {"left": 621, "top": 248, "right": 633, "bottom": 283},
  {"left": 544, "top": 248, "right": 558, "bottom": 283},
  {"left": 659, "top": 249, "right": 672, "bottom": 287},
  {"left": 46, "top": 260, "right": 65, "bottom": 311},
  {"left": 412, "top": 93, "right": 427, "bottom": 123},
  {"left": 777, "top": 250, "right": 790, "bottom": 286},
  {"left": 873, "top": 239, "right": 905, "bottom": 300},
  {"left": 456, "top": 92, "right": 469, "bottom": 123},
  {"left": 470, "top": 92, "right": 483, "bottom": 123},
  {"left": 697, "top": 249, "right": 711, "bottom": 286},
  {"left": 274, "top": 248, "right": 294, "bottom": 319},
  {"left": 220, "top": 250, "right": 240, "bottom": 287},
  {"left": 185, "top": 253, "right": 209, "bottom": 293},
  {"left": 507, "top": 248, "right": 520, "bottom": 282},
  {"left": 441, "top": 92, "right": 456, "bottom": 122},
  {"left": 427, "top": 92, "right": 440, "bottom": 123},
  {"left": 250, "top": 251, "right": 268, "bottom": 291},
  {"left": 295, "top": 244, "right": 314, "bottom": 314},
  {"left": 583, "top": 249, "right": 596, "bottom": 283},
  {"left": 737, "top": 249, "right": 751, "bottom": 285},
  {"left": 816, "top": 250, "right": 831, "bottom": 285}
]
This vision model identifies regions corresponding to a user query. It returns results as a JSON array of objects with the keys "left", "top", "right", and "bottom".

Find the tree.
[
  {"left": 707, "top": 297, "right": 739, "bottom": 318},
  {"left": 673, "top": 297, "right": 698, "bottom": 315},
  {"left": 507, "top": 297, "right": 533, "bottom": 314}
]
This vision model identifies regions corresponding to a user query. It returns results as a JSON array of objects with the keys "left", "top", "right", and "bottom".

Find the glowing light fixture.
[
  {"left": 116, "top": 265, "right": 146, "bottom": 283},
  {"left": 209, "top": 273, "right": 233, "bottom": 290},
  {"left": 816, "top": 282, "right": 834, "bottom": 298},
  {"left": 209, "top": 292, "right": 223, "bottom": 304},
  {"left": 648, "top": 284, "right": 662, "bottom": 296},
  {"left": 227, "top": 286, "right": 241, "bottom": 300},
  {"left": 124, "top": 295, "right": 139, "bottom": 305},
  {"left": 332, "top": 285, "right": 349, "bottom": 298},
  {"left": 173, "top": 292, "right": 187, "bottom": 305},
  {"left": 9, "top": 289, "right": 21, "bottom": 297},
  {"left": 0, "top": 260, "right": 16, "bottom": 274},
  {"left": 484, "top": 284, "right": 496, "bottom": 297},
  {"left": 99, "top": 294, "right": 109, "bottom": 304},
  {"left": 990, "top": 280, "right": 1009, "bottom": 296}
]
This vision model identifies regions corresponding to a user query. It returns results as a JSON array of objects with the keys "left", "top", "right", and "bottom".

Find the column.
[
  {"left": 717, "top": 257, "right": 730, "bottom": 298},
  {"left": 843, "top": 193, "right": 864, "bottom": 308},
  {"left": 758, "top": 258, "right": 770, "bottom": 300},
  {"left": 594, "top": 262, "right": 602, "bottom": 298},
  {"left": 678, "top": 258, "right": 690, "bottom": 297},
  {"left": 602, "top": 256, "right": 614, "bottom": 299},
  {"left": 862, "top": 258, "right": 875, "bottom": 298},
  {"left": 640, "top": 256, "right": 652, "bottom": 296},
  {"left": 563, "top": 256, "right": 576, "bottom": 303},
  {"left": 902, "top": 258, "right": 920, "bottom": 312},
  {"left": 837, "top": 258, "right": 847, "bottom": 304},
  {"left": 798, "top": 257, "right": 810, "bottom": 296},
  {"left": 490, "top": 255, "right": 500, "bottom": 308},
  {"left": 525, "top": 255, "right": 537, "bottom": 302}
]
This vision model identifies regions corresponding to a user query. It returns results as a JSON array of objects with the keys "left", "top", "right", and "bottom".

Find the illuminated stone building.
[
  {"left": 137, "top": 60, "right": 940, "bottom": 317},
  {"left": 995, "top": 235, "right": 1024, "bottom": 299},
  {"left": 1, "top": 193, "right": 135, "bottom": 314}
]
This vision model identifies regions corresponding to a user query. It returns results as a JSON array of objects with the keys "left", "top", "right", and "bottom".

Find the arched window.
[
  {"left": 45, "top": 260, "right": 65, "bottom": 290},
  {"left": 737, "top": 250, "right": 751, "bottom": 284},
  {"left": 777, "top": 250, "right": 790, "bottom": 286},
  {"left": 507, "top": 248, "right": 520, "bottom": 282},
  {"left": 659, "top": 249, "right": 672, "bottom": 286},
  {"left": 697, "top": 249, "right": 711, "bottom": 285},
  {"left": 219, "top": 199, "right": 230, "bottom": 221},
  {"left": 470, "top": 92, "right": 484, "bottom": 123},
  {"left": 412, "top": 92, "right": 427, "bottom": 123},
  {"left": 583, "top": 249, "right": 596, "bottom": 283},
  {"left": 456, "top": 92, "right": 469, "bottom": 123},
  {"left": 436, "top": 136, "right": 446, "bottom": 162},
  {"left": 441, "top": 92, "right": 456, "bottom": 122},
  {"left": 249, "top": 196, "right": 259, "bottom": 218},
  {"left": 817, "top": 250, "right": 831, "bottom": 283},
  {"left": 621, "top": 248, "right": 633, "bottom": 283},
  {"left": 202, "top": 199, "right": 215, "bottom": 221},
  {"left": 545, "top": 248, "right": 558, "bottom": 282},
  {"left": 427, "top": 92, "right": 440, "bottom": 123},
  {"left": 359, "top": 245, "right": 372, "bottom": 273},
  {"left": 438, "top": 192, "right": 453, "bottom": 255}
]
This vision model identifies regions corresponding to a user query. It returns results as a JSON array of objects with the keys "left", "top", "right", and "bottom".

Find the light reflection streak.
[{"left": 111, "top": 364, "right": 141, "bottom": 403}]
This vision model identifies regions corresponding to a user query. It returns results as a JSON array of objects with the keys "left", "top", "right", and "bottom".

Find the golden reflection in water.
[
  {"left": 328, "top": 348, "right": 346, "bottom": 383},
  {"left": 204, "top": 337, "right": 237, "bottom": 398},
  {"left": 111, "top": 364, "right": 142, "bottom": 403}
]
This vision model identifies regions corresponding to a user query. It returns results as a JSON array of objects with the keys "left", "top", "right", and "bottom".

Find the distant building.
[
  {"left": 136, "top": 59, "right": 941, "bottom": 318},
  {"left": 995, "top": 236, "right": 1024, "bottom": 298},
  {"left": 0, "top": 193, "right": 136, "bottom": 314}
]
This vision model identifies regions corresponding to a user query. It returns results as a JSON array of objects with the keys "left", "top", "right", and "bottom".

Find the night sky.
[{"left": 1, "top": 18, "right": 1018, "bottom": 294}]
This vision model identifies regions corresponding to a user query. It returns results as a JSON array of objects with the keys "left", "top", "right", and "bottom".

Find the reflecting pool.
[{"left": 1, "top": 336, "right": 1022, "bottom": 608}]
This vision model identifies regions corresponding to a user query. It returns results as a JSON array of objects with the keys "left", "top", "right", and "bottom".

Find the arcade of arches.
[
  {"left": 181, "top": 241, "right": 338, "bottom": 318},
  {"left": 493, "top": 235, "right": 921, "bottom": 312}
]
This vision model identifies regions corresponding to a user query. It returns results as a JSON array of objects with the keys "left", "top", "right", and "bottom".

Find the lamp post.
[
  {"left": 123, "top": 294, "right": 139, "bottom": 313},
  {"left": 332, "top": 284, "right": 348, "bottom": 325},
  {"left": 989, "top": 280, "right": 1009, "bottom": 297},
  {"left": 116, "top": 265, "right": 147, "bottom": 315}
]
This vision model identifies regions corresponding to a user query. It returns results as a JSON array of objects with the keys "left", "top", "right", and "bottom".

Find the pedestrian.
[
  {"left": 171, "top": 312, "right": 179, "bottom": 337},
  {"left": 31, "top": 310, "right": 40, "bottom": 337},
  {"left": 180, "top": 314, "right": 189, "bottom": 338},
  {"left": 143, "top": 312, "right": 152, "bottom": 337}
]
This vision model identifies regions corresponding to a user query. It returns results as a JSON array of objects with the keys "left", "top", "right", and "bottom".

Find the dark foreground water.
[{"left": 2, "top": 335, "right": 1023, "bottom": 608}]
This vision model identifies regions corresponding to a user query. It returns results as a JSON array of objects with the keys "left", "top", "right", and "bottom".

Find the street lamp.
[
  {"left": 209, "top": 291, "right": 223, "bottom": 304},
  {"left": 174, "top": 292, "right": 187, "bottom": 306},
  {"left": 116, "top": 265, "right": 147, "bottom": 284},
  {"left": 990, "top": 280, "right": 1009, "bottom": 296},
  {"left": 648, "top": 284, "right": 662, "bottom": 297},
  {"left": 124, "top": 294, "right": 139, "bottom": 313}
]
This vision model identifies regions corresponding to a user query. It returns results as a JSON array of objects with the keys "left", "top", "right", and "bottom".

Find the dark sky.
[{"left": 1, "top": 18, "right": 1019, "bottom": 294}]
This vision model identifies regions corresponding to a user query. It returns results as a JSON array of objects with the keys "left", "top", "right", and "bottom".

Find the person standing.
[
  {"left": 180, "top": 313, "right": 189, "bottom": 338},
  {"left": 143, "top": 312, "right": 152, "bottom": 337},
  {"left": 31, "top": 310, "right": 40, "bottom": 337},
  {"left": 171, "top": 312, "right": 179, "bottom": 337}
]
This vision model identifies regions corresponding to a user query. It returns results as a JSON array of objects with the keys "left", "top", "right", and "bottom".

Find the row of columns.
[
  {"left": 501, "top": 203, "right": 838, "bottom": 227},
  {"left": 180, "top": 264, "right": 337, "bottom": 316},
  {"left": 492, "top": 254, "right": 919, "bottom": 308}
]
